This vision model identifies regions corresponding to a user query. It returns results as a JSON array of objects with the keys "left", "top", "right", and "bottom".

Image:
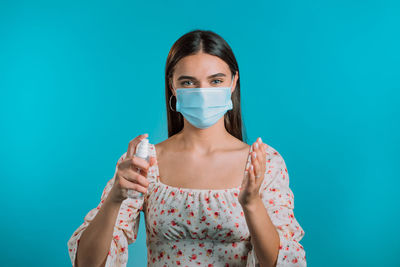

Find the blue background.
[{"left": 1, "top": 0, "right": 399, "bottom": 266}]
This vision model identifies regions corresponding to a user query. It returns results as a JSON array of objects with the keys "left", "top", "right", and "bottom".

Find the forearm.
[
  {"left": 242, "top": 197, "right": 280, "bottom": 267},
  {"left": 75, "top": 197, "right": 123, "bottom": 267}
]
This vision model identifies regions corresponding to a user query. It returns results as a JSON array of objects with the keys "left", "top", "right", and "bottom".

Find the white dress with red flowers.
[{"left": 68, "top": 142, "right": 306, "bottom": 267}]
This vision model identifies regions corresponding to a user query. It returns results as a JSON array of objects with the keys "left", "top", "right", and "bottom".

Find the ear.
[
  {"left": 169, "top": 79, "right": 176, "bottom": 96},
  {"left": 231, "top": 71, "right": 239, "bottom": 94}
]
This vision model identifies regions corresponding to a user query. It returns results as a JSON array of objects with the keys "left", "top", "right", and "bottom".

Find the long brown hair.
[{"left": 165, "top": 29, "right": 247, "bottom": 143}]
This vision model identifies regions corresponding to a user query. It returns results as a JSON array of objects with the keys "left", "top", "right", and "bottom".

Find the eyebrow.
[{"left": 177, "top": 73, "right": 226, "bottom": 81}]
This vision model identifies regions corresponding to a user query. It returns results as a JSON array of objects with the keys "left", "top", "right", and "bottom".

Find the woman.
[{"left": 68, "top": 29, "right": 306, "bottom": 267}]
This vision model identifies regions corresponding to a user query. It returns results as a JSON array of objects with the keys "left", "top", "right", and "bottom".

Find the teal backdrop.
[{"left": 1, "top": 0, "right": 399, "bottom": 266}]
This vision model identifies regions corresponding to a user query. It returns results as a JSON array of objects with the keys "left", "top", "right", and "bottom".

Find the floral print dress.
[{"left": 68, "top": 142, "right": 306, "bottom": 267}]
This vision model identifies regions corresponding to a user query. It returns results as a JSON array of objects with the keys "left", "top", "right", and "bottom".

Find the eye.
[
  {"left": 181, "top": 80, "right": 194, "bottom": 86},
  {"left": 212, "top": 79, "right": 223, "bottom": 84}
]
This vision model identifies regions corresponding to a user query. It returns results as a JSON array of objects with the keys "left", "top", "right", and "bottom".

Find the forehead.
[{"left": 173, "top": 53, "right": 230, "bottom": 78}]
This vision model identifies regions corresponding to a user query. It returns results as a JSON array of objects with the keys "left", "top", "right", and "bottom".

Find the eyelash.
[{"left": 181, "top": 79, "right": 223, "bottom": 86}]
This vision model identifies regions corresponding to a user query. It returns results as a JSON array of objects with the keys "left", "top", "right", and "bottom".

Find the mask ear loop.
[
  {"left": 169, "top": 94, "right": 176, "bottom": 112},
  {"left": 224, "top": 74, "right": 235, "bottom": 118},
  {"left": 169, "top": 83, "right": 177, "bottom": 112}
]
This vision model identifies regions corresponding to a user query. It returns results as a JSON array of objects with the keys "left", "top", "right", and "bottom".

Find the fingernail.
[
  {"left": 259, "top": 137, "right": 262, "bottom": 143},
  {"left": 255, "top": 142, "right": 259, "bottom": 149}
]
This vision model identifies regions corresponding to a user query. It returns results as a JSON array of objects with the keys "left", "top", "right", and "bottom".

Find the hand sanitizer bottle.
[{"left": 127, "top": 138, "right": 149, "bottom": 199}]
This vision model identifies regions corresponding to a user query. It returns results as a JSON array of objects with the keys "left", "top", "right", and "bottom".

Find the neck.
[{"left": 175, "top": 117, "right": 231, "bottom": 154}]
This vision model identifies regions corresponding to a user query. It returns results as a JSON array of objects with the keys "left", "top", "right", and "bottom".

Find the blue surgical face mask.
[{"left": 173, "top": 75, "right": 235, "bottom": 129}]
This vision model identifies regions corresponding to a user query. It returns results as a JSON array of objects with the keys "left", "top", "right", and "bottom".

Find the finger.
[
  {"left": 130, "top": 156, "right": 150, "bottom": 171},
  {"left": 254, "top": 138, "right": 264, "bottom": 164},
  {"left": 126, "top": 133, "right": 148, "bottom": 158},
  {"left": 243, "top": 143, "right": 256, "bottom": 187},
  {"left": 148, "top": 156, "right": 157, "bottom": 167},
  {"left": 241, "top": 165, "right": 251, "bottom": 189},
  {"left": 139, "top": 156, "right": 157, "bottom": 177},
  {"left": 148, "top": 156, "right": 155, "bottom": 165},
  {"left": 122, "top": 155, "right": 155, "bottom": 170},
  {"left": 251, "top": 141, "right": 263, "bottom": 179},
  {"left": 120, "top": 177, "right": 148, "bottom": 194},
  {"left": 121, "top": 170, "right": 150, "bottom": 188},
  {"left": 258, "top": 140, "right": 268, "bottom": 173},
  {"left": 120, "top": 155, "right": 155, "bottom": 180},
  {"left": 262, "top": 142, "right": 268, "bottom": 153},
  {"left": 251, "top": 150, "right": 262, "bottom": 181},
  {"left": 248, "top": 163, "right": 256, "bottom": 185},
  {"left": 255, "top": 138, "right": 267, "bottom": 174},
  {"left": 261, "top": 142, "right": 267, "bottom": 171}
]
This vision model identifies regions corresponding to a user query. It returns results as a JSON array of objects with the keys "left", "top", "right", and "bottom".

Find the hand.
[
  {"left": 238, "top": 137, "right": 268, "bottom": 208},
  {"left": 108, "top": 133, "right": 156, "bottom": 203}
]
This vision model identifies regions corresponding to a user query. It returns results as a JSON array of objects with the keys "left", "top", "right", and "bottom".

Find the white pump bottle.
[{"left": 126, "top": 138, "right": 149, "bottom": 199}]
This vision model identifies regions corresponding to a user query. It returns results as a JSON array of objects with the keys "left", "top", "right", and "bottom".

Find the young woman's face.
[{"left": 171, "top": 52, "right": 238, "bottom": 95}]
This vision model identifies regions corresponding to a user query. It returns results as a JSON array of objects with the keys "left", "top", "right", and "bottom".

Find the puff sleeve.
[
  {"left": 67, "top": 152, "right": 145, "bottom": 267},
  {"left": 247, "top": 146, "right": 307, "bottom": 267}
]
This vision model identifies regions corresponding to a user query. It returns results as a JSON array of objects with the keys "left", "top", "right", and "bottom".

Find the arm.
[
  {"left": 67, "top": 152, "right": 144, "bottom": 267},
  {"left": 74, "top": 193, "right": 123, "bottom": 267},
  {"left": 243, "top": 197, "right": 280, "bottom": 267},
  {"left": 246, "top": 147, "right": 306, "bottom": 267}
]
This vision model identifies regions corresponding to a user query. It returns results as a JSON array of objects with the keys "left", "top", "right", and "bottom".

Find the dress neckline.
[{"left": 150, "top": 143, "right": 253, "bottom": 192}]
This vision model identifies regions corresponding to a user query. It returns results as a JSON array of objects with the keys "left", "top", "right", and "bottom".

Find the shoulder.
[
  {"left": 228, "top": 134, "right": 250, "bottom": 153},
  {"left": 264, "top": 143, "right": 286, "bottom": 165},
  {"left": 262, "top": 142, "right": 291, "bottom": 188},
  {"left": 153, "top": 134, "right": 179, "bottom": 155}
]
